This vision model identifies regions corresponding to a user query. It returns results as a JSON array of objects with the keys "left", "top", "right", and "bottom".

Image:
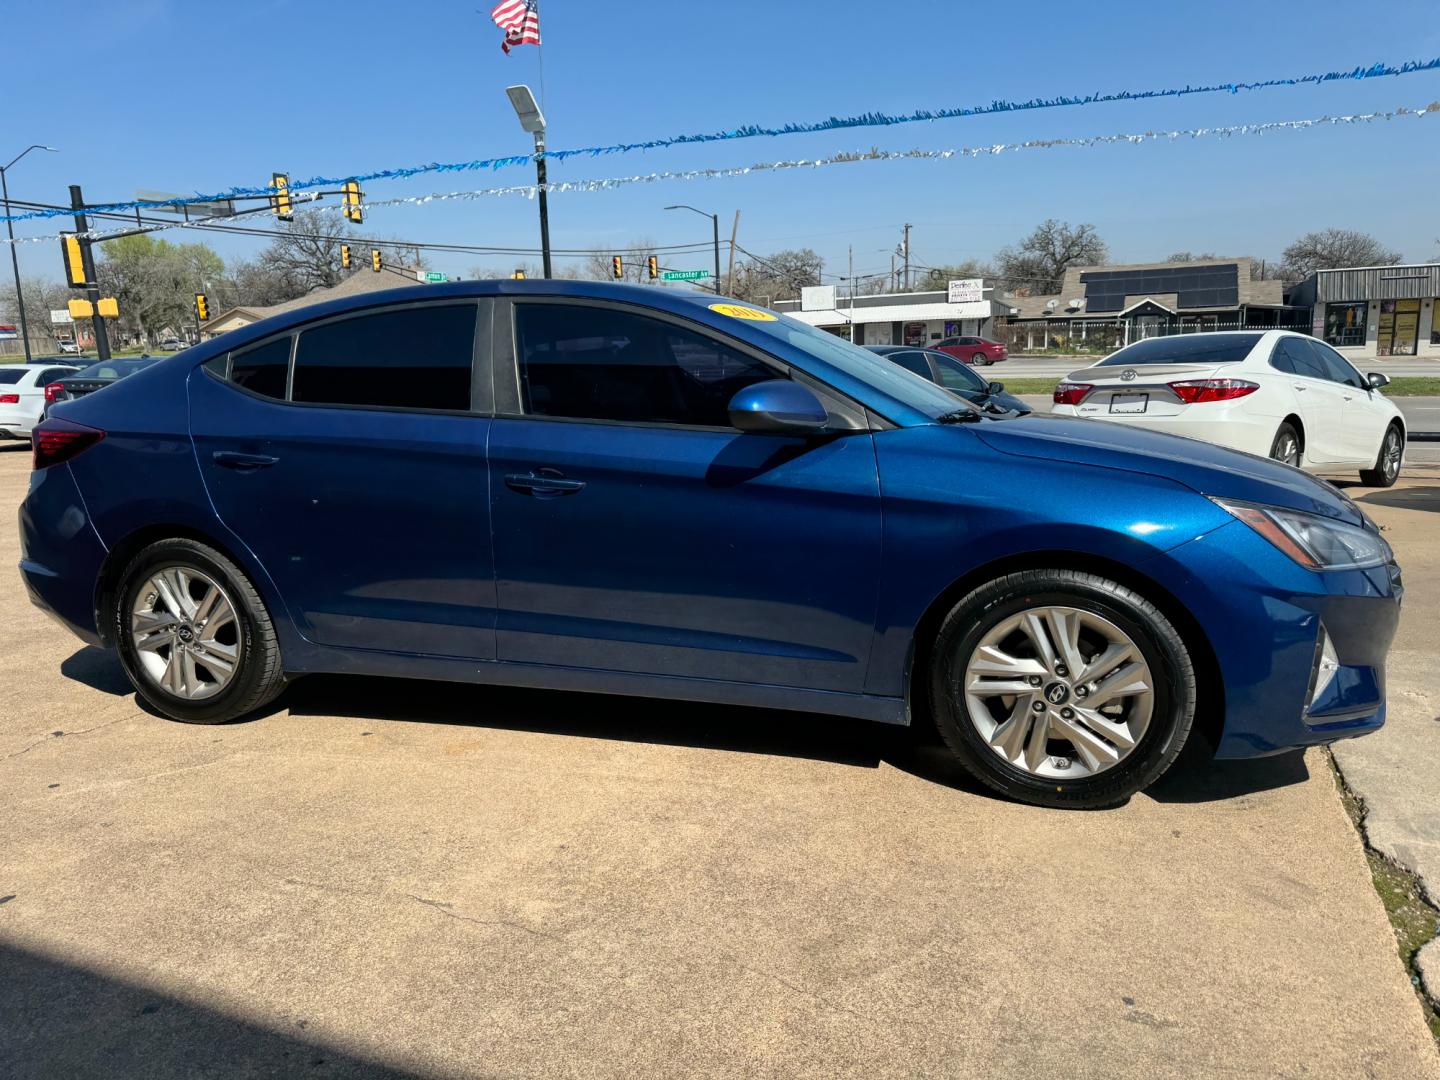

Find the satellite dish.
[
  {"left": 1044, "top": 299, "right": 1059, "bottom": 310},
  {"left": 1069, "top": 298, "right": 1084, "bottom": 308}
]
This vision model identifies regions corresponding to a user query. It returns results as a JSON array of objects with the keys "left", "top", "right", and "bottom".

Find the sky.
[{"left": 5, "top": 0, "right": 1440, "bottom": 288}]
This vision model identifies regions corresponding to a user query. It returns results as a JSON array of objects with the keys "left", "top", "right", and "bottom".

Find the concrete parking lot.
[{"left": 2, "top": 443, "right": 1438, "bottom": 1079}]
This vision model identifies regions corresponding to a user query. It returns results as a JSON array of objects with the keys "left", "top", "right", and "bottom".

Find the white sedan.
[
  {"left": 1051, "top": 331, "right": 1406, "bottom": 487},
  {"left": 0, "top": 362, "right": 83, "bottom": 441}
]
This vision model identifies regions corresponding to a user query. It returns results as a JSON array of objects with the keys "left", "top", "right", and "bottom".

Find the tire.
[
  {"left": 972, "top": 352, "right": 989, "bottom": 366},
  {"left": 1269, "top": 422, "right": 1302, "bottom": 467},
  {"left": 115, "top": 538, "right": 286, "bottom": 724},
  {"left": 927, "top": 569, "right": 1196, "bottom": 809},
  {"left": 1359, "top": 424, "right": 1403, "bottom": 488}
]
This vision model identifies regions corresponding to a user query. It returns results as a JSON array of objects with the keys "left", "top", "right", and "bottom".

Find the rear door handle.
[
  {"left": 1292, "top": 384, "right": 1307, "bottom": 392},
  {"left": 212, "top": 450, "right": 279, "bottom": 471},
  {"left": 505, "top": 469, "right": 586, "bottom": 497}
]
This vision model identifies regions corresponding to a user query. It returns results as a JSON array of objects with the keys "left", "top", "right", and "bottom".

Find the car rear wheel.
[
  {"left": 927, "top": 569, "right": 1195, "bottom": 809},
  {"left": 116, "top": 538, "right": 286, "bottom": 724},
  {"left": 1360, "top": 424, "right": 1403, "bottom": 488},
  {"left": 972, "top": 352, "right": 989, "bottom": 366},
  {"left": 1269, "top": 423, "right": 1302, "bottom": 467}
]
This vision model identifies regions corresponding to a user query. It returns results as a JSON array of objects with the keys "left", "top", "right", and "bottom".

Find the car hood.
[{"left": 974, "top": 413, "right": 1366, "bottom": 525}]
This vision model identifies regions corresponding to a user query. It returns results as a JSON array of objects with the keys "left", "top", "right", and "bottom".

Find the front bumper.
[
  {"left": 18, "top": 462, "right": 108, "bottom": 647},
  {"left": 1148, "top": 519, "right": 1400, "bottom": 758}
]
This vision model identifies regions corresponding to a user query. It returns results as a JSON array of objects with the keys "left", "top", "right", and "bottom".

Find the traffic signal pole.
[{"left": 70, "top": 185, "right": 110, "bottom": 360}]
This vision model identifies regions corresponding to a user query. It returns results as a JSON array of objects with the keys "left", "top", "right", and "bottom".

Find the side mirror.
[
  {"left": 988, "top": 381, "right": 1005, "bottom": 395},
  {"left": 728, "top": 380, "right": 829, "bottom": 434},
  {"left": 1366, "top": 372, "right": 1390, "bottom": 390}
]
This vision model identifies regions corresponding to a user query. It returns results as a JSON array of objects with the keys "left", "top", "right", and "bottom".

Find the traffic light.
[
  {"left": 271, "top": 172, "right": 293, "bottom": 221},
  {"left": 195, "top": 293, "right": 210, "bottom": 321},
  {"left": 97, "top": 297, "right": 119, "bottom": 319},
  {"left": 512, "top": 269, "right": 526, "bottom": 279},
  {"left": 342, "top": 180, "right": 363, "bottom": 224},
  {"left": 341, "top": 244, "right": 351, "bottom": 271},
  {"left": 611, "top": 256, "right": 623, "bottom": 280},
  {"left": 648, "top": 256, "right": 658, "bottom": 280},
  {"left": 61, "top": 234, "right": 86, "bottom": 287},
  {"left": 67, "top": 298, "right": 93, "bottom": 319},
  {"left": 371, "top": 249, "right": 382, "bottom": 273}
]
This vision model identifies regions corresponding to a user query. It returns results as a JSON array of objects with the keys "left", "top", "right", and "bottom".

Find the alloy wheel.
[
  {"left": 1274, "top": 434, "right": 1300, "bottom": 466},
  {"left": 962, "top": 606, "right": 1154, "bottom": 779},
  {"left": 130, "top": 566, "right": 243, "bottom": 700},
  {"left": 1383, "top": 429, "right": 1401, "bottom": 482}
]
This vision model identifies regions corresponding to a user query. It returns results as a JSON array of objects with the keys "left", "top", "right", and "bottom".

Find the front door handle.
[
  {"left": 505, "top": 469, "right": 586, "bottom": 498},
  {"left": 213, "top": 450, "right": 279, "bottom": 471},
  {"left": 1292, "top": 384, "right": 1307, "bottom": 392}
]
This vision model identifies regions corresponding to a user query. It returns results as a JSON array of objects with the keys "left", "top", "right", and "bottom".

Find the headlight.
[{"left": 1212, "top": 499, "right": 1392, "bottom": 571}]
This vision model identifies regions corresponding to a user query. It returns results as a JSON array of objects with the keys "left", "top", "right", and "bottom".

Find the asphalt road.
[{"left": 1, "top": 444, "right": 1437, "bottom": 1079}]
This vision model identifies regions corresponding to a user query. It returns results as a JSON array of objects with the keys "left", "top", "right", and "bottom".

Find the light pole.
[
  {"left": 1, "top": 144, "right": 58, "bottom": 363},
  {"left": 664, "top": 204, "right": 721, "bottom": 293},
  {"left": 505, "top": 85, "right": 551, "bottom": 279}
]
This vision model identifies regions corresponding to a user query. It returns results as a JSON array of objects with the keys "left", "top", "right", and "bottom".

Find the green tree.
[{"left": 96, "top": 234, "right": 225, "bottom": 341}]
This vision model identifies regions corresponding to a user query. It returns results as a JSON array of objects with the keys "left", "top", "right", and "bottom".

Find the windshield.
[
  {"left": 769, "top": 317, "right": 975, "bottom": 420},
  {"left": 1096, "top": 334, "right": 1262, "bottom": 366},
  {"left": 72, "top": 357, "right": 160, "bottom": 379}
]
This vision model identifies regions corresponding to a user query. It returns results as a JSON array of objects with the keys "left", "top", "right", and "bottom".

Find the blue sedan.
[{"left": 20, "top": 281, "right": 1400, "bottom": 808}]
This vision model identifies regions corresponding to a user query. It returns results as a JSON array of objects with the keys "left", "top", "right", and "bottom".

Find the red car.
[{"left": 934, "top": 335, "right": 1007, "bottom": 366}]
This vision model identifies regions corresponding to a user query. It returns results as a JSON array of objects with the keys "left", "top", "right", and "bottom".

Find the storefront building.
[
  {"left": 1293, "top": 264, "right": 1440, "bottom": 359},
  {"left": 772, "top": 288, "right": 1010, "bottom": 346}
]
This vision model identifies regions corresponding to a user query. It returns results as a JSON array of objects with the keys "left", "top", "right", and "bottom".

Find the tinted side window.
[
  {"left": 1307, "top": 340, "right": 1364, "bottom": 389},
  {"left": 293, "top": 304, "right": 475, "bottom": 411},
  {"left": 936, "top": 338, "right": 959, "bottom": 347},
  {"left": 514, "top": 303, "right": 779, "bottom": 427},
  {"left": 888, "top": 351, "right": 932, "bottom": 377},
  {"left": 230, "top": 337, "right": 291, "bottom": 400},
  {"left": 1280, "top": 339, "right": 1327, "bottom": 381},
  {"left": 932, "top": 354, "right": 986, "bottom": 394},
  {"left": 39, "top": 368, "right": 72, "bottom": 384},
  {"left": 1268, "top": 341, "right": 1296, "bottom": 375}
]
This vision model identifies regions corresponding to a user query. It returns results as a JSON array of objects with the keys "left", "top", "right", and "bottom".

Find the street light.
[
  {"left": 664, "top": 204, "right": 721, "bottom": 293},
  {"left": 505, "top": 84, "right": 551, "bottom": 279},
  {"left": 1, "top": 144, "right": 59, "bottom": 363}
]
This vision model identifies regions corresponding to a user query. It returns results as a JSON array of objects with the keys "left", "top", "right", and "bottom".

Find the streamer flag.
[
  {"left": 4, "top": 104, "right": 1437, "bottom": 246},
  {"left": 1, "top": 56, "right": 1437, "bottom": 224}
]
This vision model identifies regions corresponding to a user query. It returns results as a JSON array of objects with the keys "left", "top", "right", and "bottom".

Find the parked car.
[
  {"left": 23, "top": 282, "right": 1400, "bottom": 809},
  {"left": 867, "top": 345, "right": 1030, "bottom": 414},
  {"left": 934, "top": 335, "right": 1007, "bottom": 366},
  {"left": 159, "top": 339, "right": 186, "bottom": 351},
  {"left": 43, "top": 356, "right": 162, "bottom": 418},
  {"left": 1051, "top": 331, "right": 1405, "bottom": 487},
  {"left": 58, "top": 341, "right": 81, "bottom": 354},
  {"left": 0, "top": 362, "right": 82, "bottom": 440}
]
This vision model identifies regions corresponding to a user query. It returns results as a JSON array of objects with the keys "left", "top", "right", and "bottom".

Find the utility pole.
[
  {"left": 70, "top": 185, "right": 109, "bottom": 360},
  {"left": 727, "top": 210, "right": 740, "bottom": 295},
  {"left": 902, "top": 223, "right": 912, "bottom": 292},
  {"left": 890, "top": 254, "right": 896, "bottom": 293},
  {"left": 848, "top": 244, "right": 856, "bottom": 340}
]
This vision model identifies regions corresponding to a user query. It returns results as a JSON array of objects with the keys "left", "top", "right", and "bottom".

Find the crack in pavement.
[
  {"left": 3, "top": 714, "right": 130, "bottom": 762},
  {"left": 406, "top": 895, "right": 562, "bottom": 940}
]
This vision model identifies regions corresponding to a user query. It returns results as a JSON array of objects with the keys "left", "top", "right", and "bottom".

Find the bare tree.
[
  {"left": 993, "top": 220, "right": 1107, "bottom": 295},
  {"left": 255, "top": 209, "right": 360, "bottom": 294},
  {"left": 580, "top": 238, "right": 661, "bottom": 283},
  {"left": 1279, "top": 229, "right": 1402, "bottom": 280},
  {"left": 725, "top": 248, "right": 824, "bottom": 303},
  {"left": 0, "top": 274, "right": 72, "bottom": 348}
]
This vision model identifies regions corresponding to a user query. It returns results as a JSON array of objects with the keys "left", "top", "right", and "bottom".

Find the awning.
[{"left": 785, "top": 300, "right": 996, "bottom": 327}]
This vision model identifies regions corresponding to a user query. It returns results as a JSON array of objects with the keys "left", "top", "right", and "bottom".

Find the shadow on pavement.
[
  {"left": 62, "top": 651, "right": 1310, "bottom": 807},
  {"left": 1354, "top": 485, "right": 1440, "bottom": 514},
  {"left": 0, "top": 941, "right": 426, "bottom": 1080}
]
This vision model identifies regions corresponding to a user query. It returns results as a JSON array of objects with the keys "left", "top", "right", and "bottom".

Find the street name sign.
[
  {"left": 662, "top": 270, "right": 710, "bottom": 281},
  {"left": 418, "top": 271, "right": 448, "bottom": 283}
]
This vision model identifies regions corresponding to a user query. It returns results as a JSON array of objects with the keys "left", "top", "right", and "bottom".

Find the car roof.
[{"left": 5, "top": 361, "right": 80, "bottom": 368}]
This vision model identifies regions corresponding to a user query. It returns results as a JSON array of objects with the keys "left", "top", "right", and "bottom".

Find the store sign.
[
  {"left": 0, "top": 325, "right": 17, "bottom": 340},
  {"left": 50, "top": 309, "right": 74, "bottom": 324},
  {"left": 801, "top": 285, "right": 836, "bottom": 311},
  {"left": 948, "top": 278, "right": 983, "bottom": 304}
]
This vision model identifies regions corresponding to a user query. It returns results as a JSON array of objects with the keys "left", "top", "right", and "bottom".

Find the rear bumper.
[
  {"left": 18, "top": 463, "right": 108, "bottom": 647},
  {"left": 0, "top": 406, "right": 38, "bottom": 437},
  {"left": 1149, "top": 520, "right": 1400, "bottom": 758}
]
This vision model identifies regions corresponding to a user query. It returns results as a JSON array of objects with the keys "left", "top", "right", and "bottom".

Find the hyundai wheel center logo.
[
  {"left": 1044, "top": 682, "right": 1071, "bottom": 705},
  {"left": 1119, "top": 368, "right": 1138, "bottom": 382}
]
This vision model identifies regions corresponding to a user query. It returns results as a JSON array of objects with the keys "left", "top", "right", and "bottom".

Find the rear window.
[
  {"left": 1097, "top": 334, "right": 1261, "bottom": 366},
  {"left": 0, "top": 369, "right": 24, "bottom": 385},
  {"left": 72, "top": 357, "right": 160, "bottom": 379}
]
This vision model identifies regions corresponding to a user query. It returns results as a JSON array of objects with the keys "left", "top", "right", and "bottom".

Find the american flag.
[{"left": 491, "top": 0, "right": 541, "bottom": 53}]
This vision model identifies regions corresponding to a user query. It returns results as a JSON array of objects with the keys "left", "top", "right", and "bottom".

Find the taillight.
[
  {"left": 1169, "top": 379, "right": 1260, "bottom": 404},
  {"left": 0, "top": 393, "right": 18, "bottom": 404},
  {"left": 44, "top": 382, "right": 66, "bottom": 404},
  {"left": 1053, "top": 382, "right": 1092, "bottom": 406},
  {"left": 32, "top": 418, "right": 104, "bottom": 470}
]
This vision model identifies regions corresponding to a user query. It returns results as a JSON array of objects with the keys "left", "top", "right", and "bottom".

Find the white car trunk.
[{"left": 1071, "top": 363, "right": 1233, "bottom": 419}]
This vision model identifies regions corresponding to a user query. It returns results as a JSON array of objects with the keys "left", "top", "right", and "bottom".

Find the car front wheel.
[
  {"left": 928, "top": 569, "right": 1196, "bottom": 809},
  {"left": 115, "top": 538, "right": 287, "bottom": 724},
  {"left": 1359, "top": 424, "right": 1403, "bottom": 488}
]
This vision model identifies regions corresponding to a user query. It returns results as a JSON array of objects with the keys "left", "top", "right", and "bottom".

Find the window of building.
[
  {"left": 1376, "top": 298, "right": 1420, "bottom": 357},
  {"left": 228, "top": 337, "right": 291, "bottom": 400},
  {"left": 1323, "top": 302, "right": 1367, "bottom": 348},
  {"left": 514, "top": 303, "right": 781, "bottom": 427},
  {"left": 292, "top": 304, "right": 475, "bottom": 411}
]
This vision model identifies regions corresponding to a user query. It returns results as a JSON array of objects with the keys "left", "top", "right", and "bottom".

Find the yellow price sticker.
[{"left": 709, "top": 303, "right": 777, "bottom": 322}]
